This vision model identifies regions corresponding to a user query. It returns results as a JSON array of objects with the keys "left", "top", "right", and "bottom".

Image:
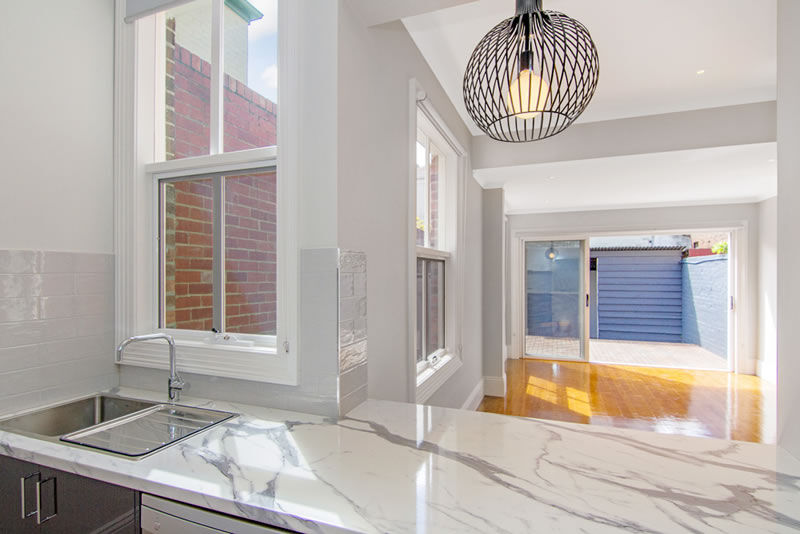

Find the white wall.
[
  {"left": 482, "top": 189, "right": 505, "bottom": 395},
  {"left": 507, "top": 203, "right": 763, "bottom": 375},
  {"left": 0, "top": 0, "right": 114, "bottom": 254},
  {"left": 336, "top": 1, "right": 483, "bottom": 408},
  {"left": 777, "top": 0, "right": 800, "bottom": 460},
  {"left": 758, "top": 197, "right": 777, "bottom": 384}
]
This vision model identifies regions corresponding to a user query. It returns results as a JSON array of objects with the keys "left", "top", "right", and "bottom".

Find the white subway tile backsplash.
[
  {"left": 41, "top": 317, "right": 81, "bottom": 341},
  {"left": 39, "top": 294, "right": 109, "bottom": 319},
  {"left": 338, "top": 251, "right": 368, "bottom": 415},
  {"left": 340, "top": 340, "right": 367, "bottom": 372},
  {"left": 0, "top": 322, "right": 45, "bottom": 348},
  {"left": 353, "top": 316, "right": 367, "bottom": 343},
  {"left": 339, "top": 252, "right": 366, "bottom": 273},
  {"left": 353, "top": 273, "right": 367, "bottom": 297},
  {"left": 39, "top": 295, "right": 79, "bottom": 319},
  {"left": 339, "top": 296, "right": 366, "bottom": 322},
  {"left": 40, "top": 273, "right": 77, "bottom": 296},
  {"left": 0, "top": 344, "right": 43, "bottom": 373},
  {"left": 74, "top": 253, "right": 114, "bottom": 273},
  {"left": 0, "top": 297, "right": 39, "bottom": 322},
  {"left": 0, "top": 251, "right": 40, "bottom": 274},
  {"left": 0, "top": 274, "right": 39, "bottom": 298},
  {"left": 76, "top": 272, "right": 113, "bottom": 295},
  {"left": 340, "top": 273, "right": 354, "bottom": 298},
  {"left": 39, "top": 251, "right": 77, "bottom": 273},
  {"left": 75, "top": 314, "right": 115, "bottom": 338},
  {"left": 0, "top": 250, "right": 116, "bottom": 417},
  {"left": 39, "top": 335, "right": 114, "bottom": 365},
  {"left": 339, "top": 320, "right": 355, "bottom": 346}
]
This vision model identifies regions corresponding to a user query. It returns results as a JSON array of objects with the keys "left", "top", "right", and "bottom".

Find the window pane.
[
  {"left": 165, "top": 1, "right": 212, "bottom": 160},
  {"left": 162, "top": 178, "right": 214, "bottom": 330},
  {"left": 415, "top": 131, "right": 428, "bottom": 247},
  {"left": 416, "top": 258, "right": 425, "bottom": 363},
  {"left": 425, "top": 259, "right": 445, "bottom": 358},
  {"left": 224, "top": 0, "right": 278, "bottom": 152},
  {"left": 428, "top": 142, "right": 444, "bottom": 249},
  {"left": 225, "top": 171, "right": 277, "bottom": 335}
]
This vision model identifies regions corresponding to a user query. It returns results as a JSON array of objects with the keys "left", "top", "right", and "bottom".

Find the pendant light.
[
  {"left": 545, "top": 242, "right": 558, "bottom": 261},
  {"left": 463, "top": 0, "right": 599, "bottom": 143}
]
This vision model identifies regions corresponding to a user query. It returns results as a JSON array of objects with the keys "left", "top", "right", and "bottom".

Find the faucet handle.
[{"left": 169, "top": 375, "right": 185, "bottom": 390}]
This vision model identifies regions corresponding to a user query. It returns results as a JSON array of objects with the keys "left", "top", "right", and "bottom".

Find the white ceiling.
[
  {"left": 403, "top": 0, "right": 777, "bottom": 136},
  {"left": 475, "top": 143, "right": 777, "bottom": 214},
  {"left": 345, "top": 0, "right": 476, "bottom": 27}
]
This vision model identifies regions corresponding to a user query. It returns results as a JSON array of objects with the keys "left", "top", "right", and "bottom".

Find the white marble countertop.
[{"left": 1, "top": 387, "right": 799, "bottom": 533}]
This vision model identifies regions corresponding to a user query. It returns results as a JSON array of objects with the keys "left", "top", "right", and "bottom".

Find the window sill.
[
  {"left": 116, "top": 339, "right": 296, "bottom": 385},
  {"left": 416, "top": 352, "right": 462, "bottom": 404}
]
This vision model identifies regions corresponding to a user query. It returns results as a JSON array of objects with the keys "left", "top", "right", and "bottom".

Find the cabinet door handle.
[
  {"left": 20, "top": 472, "right": 40, "bottom": 519},
  {"left": 35, "top": 477, "right": 57, "bottom": 525}
]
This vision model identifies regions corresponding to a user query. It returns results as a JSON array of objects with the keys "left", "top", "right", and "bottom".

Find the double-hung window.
[
  {"left": 115, "top": 0, "right": 297, "bottom": 384},
  {"left": 412, "top": 90, "right": 466, "bottom": 402}
]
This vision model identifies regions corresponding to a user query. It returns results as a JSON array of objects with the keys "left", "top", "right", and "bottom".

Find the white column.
[{"left": 777, "top": 0, "right": 800, "bottom": 460}]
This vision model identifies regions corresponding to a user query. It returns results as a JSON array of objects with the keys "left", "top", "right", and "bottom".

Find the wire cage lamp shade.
[{"left": 463, "top": 0, "right": 599, "bottom": 143}]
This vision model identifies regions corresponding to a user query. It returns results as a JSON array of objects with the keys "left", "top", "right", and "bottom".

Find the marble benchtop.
[{"left": 1, "top": 387, "right": 799, "bottom": 533}]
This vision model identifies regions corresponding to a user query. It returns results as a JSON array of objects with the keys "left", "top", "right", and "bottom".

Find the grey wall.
[
  {"left": 336, "top": 1, "right": 483, "bottom": 408},
  {"left": 777, "top": 0, "right": 800, "bottom": 460},
  {"left": 682, "top": 255, "right": 729, "bottom": 357},
  {"left": 482, "top": 189, "right": 505, "bottom": 382},
  {"left": 0, "top": 251, "right": 117, "bottom": 416},
  {"left": 472, "top": 102, "right": 776, "bottom": 171}
]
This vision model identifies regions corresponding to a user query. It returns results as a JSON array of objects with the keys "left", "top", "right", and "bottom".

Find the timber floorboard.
[{"left": 477, "top": 359, "right": 774, "bottom": 443}]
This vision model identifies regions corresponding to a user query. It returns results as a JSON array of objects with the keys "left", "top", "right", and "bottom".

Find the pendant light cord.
[{"left": 516, "top": 0, "right": 543, "bottom": 15}]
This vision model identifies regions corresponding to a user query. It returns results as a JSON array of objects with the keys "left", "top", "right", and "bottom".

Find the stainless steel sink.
[
  {"left": 61, "top": 404, "right": 234, "bottom": 457},
  {"left": 0, "top": 395, "right": 158, "bottom": 438},
  {"left": 0, "top": 394, "right": 235, "bottom": 458}
]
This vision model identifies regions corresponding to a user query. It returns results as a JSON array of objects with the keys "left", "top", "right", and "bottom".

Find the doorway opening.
[{"left": 524, "top": 231, "right": 734, "bottom": 371}]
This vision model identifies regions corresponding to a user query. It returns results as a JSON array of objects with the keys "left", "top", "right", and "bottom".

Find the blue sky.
[{"left": 246, "top": 0, "right": 278, "bottom": 103}]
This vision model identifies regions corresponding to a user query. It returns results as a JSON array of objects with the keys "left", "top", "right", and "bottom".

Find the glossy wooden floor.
[{"left": 478, "top": 359, "right": 775, "bottom": 443}]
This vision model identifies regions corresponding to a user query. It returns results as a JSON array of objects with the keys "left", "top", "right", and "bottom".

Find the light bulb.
[{"left": 507, "top": 69, "right": 550, "bottom": 119}]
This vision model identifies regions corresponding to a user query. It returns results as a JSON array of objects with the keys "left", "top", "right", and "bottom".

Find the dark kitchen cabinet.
[
  {"left": 0, "top": 455, "right": 39, "bottom": 533},
  {"left": 0, "top": 454, "right": 138, "bottom": 533}
]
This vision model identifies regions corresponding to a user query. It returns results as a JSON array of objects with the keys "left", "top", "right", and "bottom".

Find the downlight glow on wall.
[{"left": 463, "top": 0, "right": 599, "bottom": 143}]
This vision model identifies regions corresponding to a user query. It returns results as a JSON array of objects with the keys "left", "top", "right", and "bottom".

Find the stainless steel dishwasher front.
[{"left": 141, "top": 494, "right": 292, "bottom": 533}]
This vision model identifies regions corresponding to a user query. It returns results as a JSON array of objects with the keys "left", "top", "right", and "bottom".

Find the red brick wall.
[
  {"left": 224, "top": 172, "right": 277, "bottom": 335},
  {"left": 163, "top": 17, "right": 278, "bottom": 335},
  {"left": 429, "top": 154, "right": 440, "bottom": 249},
  {"left": 426, "top": 154, "right": 441, "bottom": 351}
]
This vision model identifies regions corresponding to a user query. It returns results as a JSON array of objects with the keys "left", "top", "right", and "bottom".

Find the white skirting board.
[
  {"left": 483, "top": 375, "right": 506, "bottom": 397},
  {"left": 461, "top": 380, "right": 484, "bottom": 411}
]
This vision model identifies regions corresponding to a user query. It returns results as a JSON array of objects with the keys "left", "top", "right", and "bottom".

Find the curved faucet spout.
[{"left": 116, "top": 333, "right": 185, "bottom": 402}]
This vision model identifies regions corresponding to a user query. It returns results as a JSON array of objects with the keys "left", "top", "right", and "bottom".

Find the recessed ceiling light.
[
  {"left": 696, "top": 69, "right": 706, "bottom": 75},
  {"left": 768, "top": 158, "right": 777, "bottom": 163}
]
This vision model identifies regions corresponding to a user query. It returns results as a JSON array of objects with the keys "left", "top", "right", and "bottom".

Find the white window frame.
[
  {"left": 113, "top": 0, "right": 299, "bottom": 385},
  {"left": 408, "top": 79, "right": 467, "bottom": 403}
]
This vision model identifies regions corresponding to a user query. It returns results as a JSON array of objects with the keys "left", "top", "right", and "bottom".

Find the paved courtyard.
[{"left": 525, "top": 336, "right": 729, "bottom": 371}]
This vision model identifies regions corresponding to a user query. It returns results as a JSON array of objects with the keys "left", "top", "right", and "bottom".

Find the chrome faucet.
[{"left": 116, "top": 333, "right": 186, "bottom": 403}]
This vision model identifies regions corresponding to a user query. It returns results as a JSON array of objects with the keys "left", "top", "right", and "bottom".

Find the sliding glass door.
[{"left": 524, "top": 240, "right": 589, "bottom": 360}]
